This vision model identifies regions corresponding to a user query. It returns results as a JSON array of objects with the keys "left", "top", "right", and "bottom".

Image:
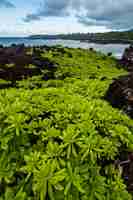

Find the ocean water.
[{"left": 0, "top": 37, "right": 129, "bottom": 58}]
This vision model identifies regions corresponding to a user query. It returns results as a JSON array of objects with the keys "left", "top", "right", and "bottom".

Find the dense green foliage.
[{"left": 0, "top": 47, "right": 132, "bottom": 199}]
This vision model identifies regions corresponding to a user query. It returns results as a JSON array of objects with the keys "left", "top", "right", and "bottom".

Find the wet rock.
[
  {"left": 0, "top": 44, "right": 58, "bottom": 83},
  {"left": 105, "top": 73, "right": 133, "bottom": 117},
  {"left": 107, "top": 52, "right": 112, "bottom": 57},
  {"left": 105, "top": 49, "right": 133, "bottom": 192},
  {"left": 120, "top": 45, "right": 133, "bottom": 71},
  {"left": 119, "top": 153, "right": 133, "bottom": 192},
  {"left": 89, "top": 47, "right": 94, "bottom": 51}
]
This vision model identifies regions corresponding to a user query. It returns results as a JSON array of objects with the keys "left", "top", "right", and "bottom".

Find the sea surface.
[{"left": 0, "top": 37, "right": 130, "bottom": 58}]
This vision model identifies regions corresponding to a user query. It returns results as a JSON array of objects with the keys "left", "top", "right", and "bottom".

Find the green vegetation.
[{"left": 0, "top": 47, "right": 133, "bottom": 199}]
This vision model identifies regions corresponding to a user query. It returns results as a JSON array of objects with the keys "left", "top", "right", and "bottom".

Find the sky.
[{"left": 0, "top": 0, "right": 133, "bottom": 36}]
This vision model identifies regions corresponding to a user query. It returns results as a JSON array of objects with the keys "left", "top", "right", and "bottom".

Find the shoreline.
[
  {"left": 29, "top": 37, "right": 132, "bottom": 45},
  {"left": 0, "top": 39, "right": 129, "bottom": 59},
  {"left": 0, "top": 37, "right": 131, "bottom": 45}
]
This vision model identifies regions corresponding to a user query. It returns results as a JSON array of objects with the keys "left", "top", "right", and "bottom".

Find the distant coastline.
[
  {"left": 29, "top": 37, "right": 132, "bottom": 45},
  {"left": 28, "top": 30, "right": 133, "bottom": 44},
  {"left": 28, "top": 37, "right": 132, "bottom": 45}
]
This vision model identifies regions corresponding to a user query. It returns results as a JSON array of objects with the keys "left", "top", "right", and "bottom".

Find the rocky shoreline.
[
  {"left": 0, "top": 43, "right": 132, "bottom": 116},
  {"left": 0, "top": 44, "right": 59, "bottom": 85},
  {"left": 0, "top": 43, "right": 132, "bottom": 115},
  {"left": 106, "top": 45, "right": 133, "bottom": 118},
  {"left": 0, "top": 44, "right": 133, "bottom": 197},
  {"left": 105, "top": 46, "right": 133, "bottom": 192}
]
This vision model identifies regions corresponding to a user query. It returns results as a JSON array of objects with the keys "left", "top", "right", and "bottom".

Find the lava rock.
[
  {"left": 105, "top": 73, "right": 133, "bottom": 117},
  {"left": 119, "top": 45, "right": 133, "bottom": 71}
]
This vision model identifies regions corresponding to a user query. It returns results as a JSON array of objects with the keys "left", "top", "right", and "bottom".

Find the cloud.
[
  {"left": 24, "top": 0, "right": 133, "bottom": 30},
  {"left": 24, "top": 0, "right": 71, "bottom": 22},
  {"left": 0, "top": 0, "right": 15, "bottom": 8}
]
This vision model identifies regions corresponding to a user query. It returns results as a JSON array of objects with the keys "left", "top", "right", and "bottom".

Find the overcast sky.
[{"left": 0, "top": 0, "right": 132, "bottom": 36}]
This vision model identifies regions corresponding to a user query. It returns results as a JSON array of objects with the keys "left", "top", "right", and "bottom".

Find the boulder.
[
  {"left": 120, "top": 45, "right": 133, "bottom": 71},
  {"left": 105, "top": 73, "right": 133, "bottom": 118}
]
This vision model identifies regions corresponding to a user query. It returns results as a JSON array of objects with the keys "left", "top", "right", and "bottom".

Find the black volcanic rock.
[
  {"left": 120, "top": 45, "right": 133, "bottom": 71},
  {"left": 107, "top": 46, "right": 133, "bottom": 118},
  {"left": 0, "top": 44, "right": 58, "bottom": 83},
  {"left": 105, "top": 73, "right": 133, "bottom": 118}
]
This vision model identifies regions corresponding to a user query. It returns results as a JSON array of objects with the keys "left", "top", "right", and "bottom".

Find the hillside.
[{"left": 0, "top": 45, "right": 133, "bottom": 199}]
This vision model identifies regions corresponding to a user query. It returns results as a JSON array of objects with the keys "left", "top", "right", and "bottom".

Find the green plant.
[{"left": 0, "top": 47, "right": 131, "bottom": 199}]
